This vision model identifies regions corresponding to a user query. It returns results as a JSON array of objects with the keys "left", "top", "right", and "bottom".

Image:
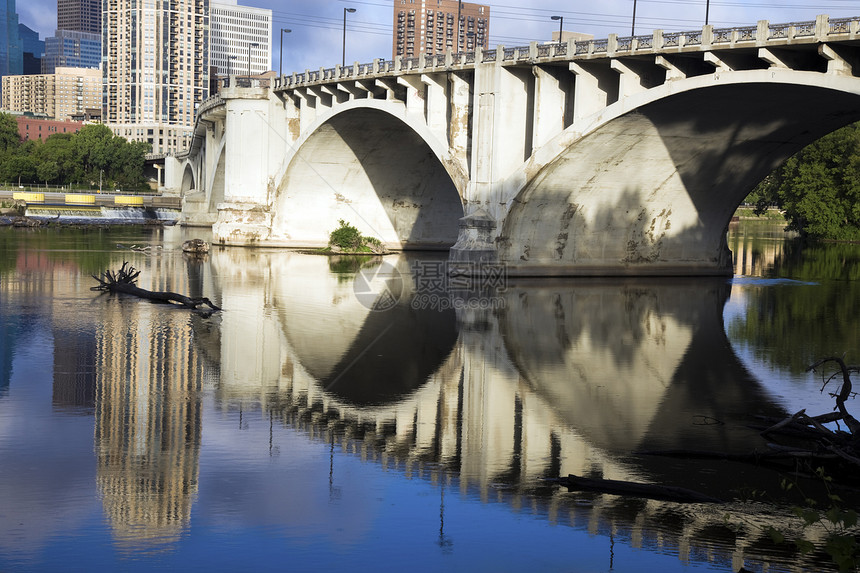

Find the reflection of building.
[
  {"left": 103, "top": 0, "right": 209, "bottom": 154},
  {"left": 94, "top": 258, "right": 203, "bottom": 549},
  {"left": 393, "top": 0, "right": 489, "bottom": 59},
  {"left": 52, "top": 329, "right": 97, "bottom": 412},
  {"left": 727, "top": 218, "right": 792, "bottom": 276},
  {"left": 209, "top": 0, "right": 271, "bottom": 79}
]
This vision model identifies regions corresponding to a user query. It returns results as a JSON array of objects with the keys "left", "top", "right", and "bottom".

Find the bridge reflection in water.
[
  {"left": 61, "top": 238, "right": 834, "bottom": 568},
  {"left": 180, "top": 250, "right": 804, "bottom": 570}
]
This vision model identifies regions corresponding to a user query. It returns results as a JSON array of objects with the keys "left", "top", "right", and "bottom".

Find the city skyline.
[{"left": 14, "top": 0, "right": 860, "bottom": 78}]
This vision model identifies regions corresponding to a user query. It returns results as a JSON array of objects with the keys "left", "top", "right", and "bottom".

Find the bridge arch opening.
[
  {"left": 271, "top": 107, "right": 463, "bottom": 250},
  {"left": 180, "top": 164, "right": 195, "bottom": 194},
  {"left": 499, "top": 80, "right": 860, "bottom": 275}
]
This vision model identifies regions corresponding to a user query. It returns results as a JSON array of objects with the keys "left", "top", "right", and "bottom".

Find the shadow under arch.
[
  {"left": 271, "top": 106, "right": 463, "bottom": 250},
  {"left": 207, "top": 142, "right": 226, "bottom": 213},
  {"left": 499, "top": 71, "right": 860, "bottom": 274}
]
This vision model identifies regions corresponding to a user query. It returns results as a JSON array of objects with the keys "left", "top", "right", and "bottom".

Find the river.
[{"left": 0, "top": 220, "right": 857, "bottom": 572}]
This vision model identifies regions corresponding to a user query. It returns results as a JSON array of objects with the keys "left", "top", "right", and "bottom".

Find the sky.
[{"left": 16, "top": 0, "right": 860, "bottom": 76}]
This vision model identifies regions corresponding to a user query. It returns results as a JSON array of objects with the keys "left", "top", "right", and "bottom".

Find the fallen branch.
[
  {"left": 92, "top": 261, "right": 220, "bottom": 312},
  {"left": 808, "top": 357, "right": 860, "bottom": 437},
  {"left": 553, "top": 473, "right": 723, "bottom": 504}
]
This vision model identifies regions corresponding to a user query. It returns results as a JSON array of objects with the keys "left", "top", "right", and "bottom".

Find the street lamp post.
[
  {"left": 551, "top": 15, "right": 563, "bottom": 45},
  {"left": 247, "top": 42, "right": 259, "bottom": 79},
  {"left": 631, "top": 0, "right": 637, "bottom": 36},
  {"left": 343, "top": 7, "right": 356, "bottom": 67},
  {"left": 279, "top": 28, "right": 291, "bottom": 79},
  {"left": 705, "top": 0, "right": 710, "bottom": 25}
]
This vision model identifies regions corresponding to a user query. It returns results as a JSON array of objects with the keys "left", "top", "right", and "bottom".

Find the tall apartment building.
[
  {"left": 2, "top": 66, "right": 101, "bottom": 120},
  {"left": 58, "top": 0, "right": 100, "bottom": 35},
  {"left": 103, "top": 0, "right": 209, "bottom": 154},
  {"left": 393, "top": 0, "right": 489, "bottom": 59},
  {"left": 210, "top": 0, "right": 271, "bottom": 78}
]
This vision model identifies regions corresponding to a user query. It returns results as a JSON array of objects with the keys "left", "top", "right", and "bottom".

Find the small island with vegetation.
[{"left": 318, "top": 219, "right": 389, "bottom": 255}]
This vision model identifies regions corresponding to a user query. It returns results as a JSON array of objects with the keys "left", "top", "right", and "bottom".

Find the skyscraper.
[
  {"left": 43, "top": 0, "right": 101, "bottom": 74},
  {"left": 19, "top": 23, "right": 43, "bottom": 74},
  {"left": 210, "top": 0, "right": 271, "bottom": 79},
  {"left": 58, "top": 0, "right": 100, "bottom": 35},
  {"left": 42, "top": 29, "right": 100, "bottom": 73},
  {"left": 0, "top": 0, "right": 22, "bottom": 78},
  {"left": 103, "top": 0, "right": 209, "bottom": 154},
  {"left": 393, "top": 0, "right": 489, "bottom": 59}
]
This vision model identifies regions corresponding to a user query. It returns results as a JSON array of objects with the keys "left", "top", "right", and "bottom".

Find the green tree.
[
  {"left": 0, "top": 112, "right": 20, "bottom": 152},
  {"left": 0, "top": 142, "right": 38, "bottom": 185},
  {"left": 74, "top": 123, "right": 117, "bottom": 183},
  {"left": 749, "top": 123, "right": 860, "bottom": 241}
]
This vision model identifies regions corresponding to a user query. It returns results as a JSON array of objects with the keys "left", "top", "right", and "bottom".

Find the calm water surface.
[{"left": 0, "top": 222, "right": 858, "bottom": 572}]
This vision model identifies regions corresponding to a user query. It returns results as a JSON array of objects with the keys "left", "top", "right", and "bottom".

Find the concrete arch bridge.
[{"left": 166, "top": 14, "right": 860, "bottom": 276}]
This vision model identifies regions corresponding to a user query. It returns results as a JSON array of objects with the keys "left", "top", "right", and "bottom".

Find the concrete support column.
[
  {"left": 163, "top": 155, "right": 181, "bottom": 195},
  {"left": 655, "top": 55, "right": 686, "bottom": 81},
  {"left": 396, "top": 76, "right": 425, "bottom": 119},
  {"left": 213, "top": 88, "right": 273, "bottom": 245},
  {"left": 308, "top": 86, "right": 332, "bottom": 111},
  {"left": 531, "top": 65, "right": 566, "bottom": 150},
  {"left": 283, "top": 93, "right": 301, "bottom": 145},
  {"left": 421, "top": 73, "right": 448, "bottom": 143},
  {"left": 820, "top": 43, "right": 854, "bottom": 76},
  {"left": 448, "top": 71, "right": 471, "bottom": 180},
  {"left": 294, "top": 88, "right": 318, "bottom": 132},
  {"left": 570, "top": 61, "right": 617, "bottom": 122},
  {"left": 704, "top": 51, "right": 733, "bottom": 71},
  {"left": 610, "top": 59, "right": 647, "bottom": 101}
]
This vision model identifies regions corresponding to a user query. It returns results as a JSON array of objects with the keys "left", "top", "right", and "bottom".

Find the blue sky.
[{"left": 17, "top": 0, "right": 860, "bottom": 76}]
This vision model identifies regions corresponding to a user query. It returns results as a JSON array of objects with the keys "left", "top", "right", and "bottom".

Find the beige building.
[
  {"left": 393, "top": 0, "right": 489, "bottom": 59},
  {"left": 1, "top": 67, "right": 102, "bottom": 121},
  {"left": 103, "top": 0, "right": 209, "bottom": 154}
]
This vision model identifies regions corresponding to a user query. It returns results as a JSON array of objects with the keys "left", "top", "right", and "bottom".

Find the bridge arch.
[
  {"left": 499, "top": 69, "right": 860, "bottom": 275},
  {"left": 270, "top": 100, "right": 465, "bottom": 250},
  {"left": 180, "top": 163, "right": 195, "bottom": 194}
]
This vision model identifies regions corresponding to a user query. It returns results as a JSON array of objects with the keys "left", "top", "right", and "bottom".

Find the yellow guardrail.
[
  {"left": 114, "top": 195, "right": 144, "bottom": 206},
  {"left": 66, "top": 194, "right": 96, "bottom": 205},
  {"left": 13, "top": 192, "right": 44, "bottom": 202}
]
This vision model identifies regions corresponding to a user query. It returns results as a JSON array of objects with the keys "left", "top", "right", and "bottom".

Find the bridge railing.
[{"left": 259, "top": 13, "right": 860, "bottom": 92}]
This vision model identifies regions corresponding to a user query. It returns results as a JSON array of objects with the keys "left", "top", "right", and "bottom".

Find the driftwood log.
[
  {"left": 553, "top": 474, "right": 723, "bottom": 504},
  {"left": 92, "top": 261, "right": 220, "bottom": 312}
]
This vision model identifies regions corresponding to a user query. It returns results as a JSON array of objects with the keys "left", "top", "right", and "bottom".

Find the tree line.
[
  {"left": 0, "top": 112, "right": 151, "bottom": 191},
  {"left": 748, "top": 122, "right": 860, "bottom": 242}
]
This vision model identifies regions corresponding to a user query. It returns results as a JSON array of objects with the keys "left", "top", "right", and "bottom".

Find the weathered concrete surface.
[
  {"left": 270, "top": 107, "right": 463, "bottom": 249},
  {"left": 174, "top": 15, "right": 860, "bottom": 274},
  {"left": 498, "top": 74, "right": 860, "bottom": 275}
]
